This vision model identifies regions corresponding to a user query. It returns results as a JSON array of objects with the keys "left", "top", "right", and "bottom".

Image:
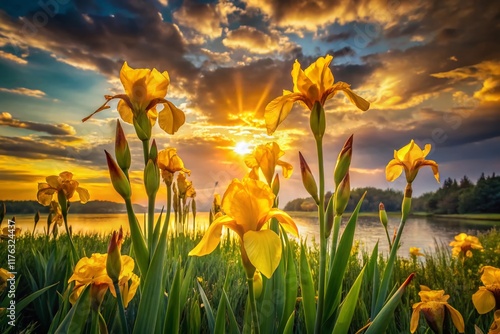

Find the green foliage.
[
  {"left": 413, "top": 173, "right": 500, "bottom": 214},
  {"left": 2, "top": 228, "right": 499, "bottom": 333}
]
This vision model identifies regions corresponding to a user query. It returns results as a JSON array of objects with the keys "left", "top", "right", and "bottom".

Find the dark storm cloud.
[
  {"left": 0, "top": 0, "right": 198, "bottom": 82},
  {"left": 0, "top": 135, "right": 113, "bottom": 166},
  {"left": 0, "top": 112, "right": 76, "bottom": 135},
  {"left": 321, "top": 31, "right": 355, "bottom": 43},
  {"left": 330, "top": 46, "right": 356, "bottom": 59}
]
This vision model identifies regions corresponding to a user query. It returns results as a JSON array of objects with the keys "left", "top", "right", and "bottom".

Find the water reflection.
[
  {"left": 7, "top": 213, "right": 498, "bottom": 256},
  {"left": 294, "top": 214, "right": 498, "bottom": 256}
]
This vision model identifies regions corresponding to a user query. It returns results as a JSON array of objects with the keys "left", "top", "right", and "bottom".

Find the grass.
[{"left": 1, "top": 227, "right": 499, "bottom": 333}]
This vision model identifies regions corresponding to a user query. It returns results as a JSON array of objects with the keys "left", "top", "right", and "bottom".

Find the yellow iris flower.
[
  {"left": 489, "top": 310, "right": 500, "bottom": 334},
  {"left": 472, "top": 266, "right": 500, "bottom": 314},
  {"left": 386, "top": 140, "right": 440, "bottom": 184},
  {"left": 157, "top": 148, "right": 190, "bottom": 184},
  {"left": 177, "top": 172, "right": 196, "bottom": 199},
  {"left": 37, "top": 172, "right": 90, "bottom": 206},
  {"left": 409, "top": 247, "right": 424, "bottom": 257},
  {"left": 189, "top": 178, "right": 298, "bottom": 278},
  {"left": 68, "top": 253, "right": 140, "bottom": 308},
  {"left": 244, "top": 142, "right": 293, "bottom": 185},
  {"left": 410, "top": 285, "right": 465, "bottom": 333},
  {"left": 264, "top": 55, "right": 369, "bottom": 135},
  {"left": 449, "top": 232, "right": 483, "bottom": 258},
  {"left": 83, "top": 62, "right": 185, "bottom": 135}
]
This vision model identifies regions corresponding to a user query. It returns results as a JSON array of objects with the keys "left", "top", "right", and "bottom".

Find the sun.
[{"left": 233, "top": 141, "right": 252, "bottom": 155}]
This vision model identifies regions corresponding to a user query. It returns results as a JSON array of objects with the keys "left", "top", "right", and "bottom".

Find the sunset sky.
[{"left": 0, "top": 0, "right": 499, "bottom": 210}]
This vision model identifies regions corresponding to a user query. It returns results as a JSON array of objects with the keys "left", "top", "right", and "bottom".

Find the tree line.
[
  {"left": 284, "top": 173, "right": 500, "bottom": 213},
  {"left": 1, "top": 200, "right": 147, "bottom": 215}
]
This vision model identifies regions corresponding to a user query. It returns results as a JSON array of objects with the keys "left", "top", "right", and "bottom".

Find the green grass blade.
[
  {"left": 365, "top": 273, "right": 415, "bottom": 334},
  {"left": 299, "top": 242, "right": 316, "bottom": 334},
  {"left": 214, "top": 286, "right": 227, "bottom": 334},
  {"left": 283, "top": 311, "right": 295, "bottom": 334},
  {"left": 164, "top": 262, "right": 181, "bottom": 334},
  {"left": 55, "top": 284, "right": 91, "bottom": 334},
  {"left": 223, "top": 289, "right": 241, "bottom": 334},
  {"left": 197, "top": 280, "right": 215, "bottom": 334},
  {"left": 332, "top": 266, "right": 365, "bottom": 334},
  {"left": 324, "top": 192, "right": 366, "bottom": 322},
  {"left": 132, "top": 204, "right": 170, "bottom": 334},
  {"left": 17, "top": 282, "right": 59, "bottom": 313},
  {"left": 125, "top": 199, "right": 149, "bottom": 276},
  {"left": 279, "top": 232, "right": 297, "bottom": 334},
  {"left": 368, "top": 243, "right": 380, "bottom": 318}
]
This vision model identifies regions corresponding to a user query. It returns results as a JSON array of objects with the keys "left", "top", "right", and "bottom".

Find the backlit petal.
[
  {"left": 304, "top": 55, "right": 334, "bottom": 95},
  {"left": 264, "top": 93, "right": 301, "bottom": 135},
  {"left": 158, "top": 100, "right": 185, "bottom": 134},
  {"left": 117, "top": 100, "right": 134, "bottom": 124},
  {"left": 243, "top": 229, "right": 282, "bottom": 279},
  {"left": 340, "top": 87, "right": 370, "bottom": 111},
  {"left": 222, "top": 178, "right": 274, "bottom": 232},
  {"left": 37, "top": 184, "right": 57, "bottom": 206},
  {"left": 189, "top": 215, "right": 238, "bottom": 256},
  {"left": 75, "top": 187, "right": 90, "bottom": 204},
  {"left": 385, "top": 159, "right": 403, "bottom": 182},
  {"left": 46, "top": 175, "right": 60, "bottom": 189}
]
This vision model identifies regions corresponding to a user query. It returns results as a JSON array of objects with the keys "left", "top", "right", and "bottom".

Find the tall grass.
[{"left": 1, "top": 228, "right": 498, "bottom": 333}]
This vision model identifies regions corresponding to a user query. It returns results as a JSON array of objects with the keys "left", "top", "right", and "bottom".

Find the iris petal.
[
  {"left": 188, "top": 215, "right": 238, "bottom": 256},
  {"left": 385, "top": 159, "right": 404, "bottom": 182},
  {"left": 243, "top": 229, "right": 282, "bottom": 279},
  {"left": 472, "top": 288, "right": 496, "bottom": 314},
  {"left": 444, "top": 304, "right": 465, "bottom": 333}
]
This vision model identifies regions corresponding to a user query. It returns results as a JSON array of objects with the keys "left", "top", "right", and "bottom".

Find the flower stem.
[
  {"left": 384, "top": 226, "right": 393, "bottom": 250},
  {"left": 314, "top": 136, "right": 326, "bottom": 334},
  {"left": 59, "top": 196, "right": 77, "bottom": 264},
  {"left": 247, "top": 277, "right": 261, "bottom": 334},
  {"left": 113, "top": 281, "right": 129, "bottom": 334}
]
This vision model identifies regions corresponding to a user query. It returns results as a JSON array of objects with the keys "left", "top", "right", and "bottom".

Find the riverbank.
[{"left": 287, "top": 211, "right": 500, "bottom": 221}]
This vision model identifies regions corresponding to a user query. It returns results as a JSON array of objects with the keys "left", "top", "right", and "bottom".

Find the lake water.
[{"left": 5, "top": 212, "right": 498, "bottom": 256}]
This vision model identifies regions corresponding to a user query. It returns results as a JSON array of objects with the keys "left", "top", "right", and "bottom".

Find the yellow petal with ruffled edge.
[
  {"left": 222, "top": 178, "right": 274, "bottom": 232},
  {"left": 481, "top": 266, "right": 500, "bottom": 285},
  {"left": 277, "top": 160, "right": 293, "bottom": 179},
  {"left": 444, "top": 304, "right": 465, "bottom": 333},
  {"left": 189, "top": 215, "right": 238, "bottom": 256},
  {"left": 304, "top": 55, "right": 334, "bottom": 94},
  {"left": 243, "top": 229, "right": 282, "bottom": 279},
  {"left": 37, "top": 184, "right": 56, "bottom": 206},
  {"left": 472, "top": 287, "right": 496, "bottom": 314}
]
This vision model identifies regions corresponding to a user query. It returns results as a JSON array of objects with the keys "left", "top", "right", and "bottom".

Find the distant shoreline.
[{"left": 286, "top": 211, "right": 500, "bottom": 222}]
